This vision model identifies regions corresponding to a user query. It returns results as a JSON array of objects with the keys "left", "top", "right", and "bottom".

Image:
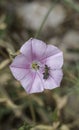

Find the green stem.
[
  {"left": 63, "top": 0, "right": 79, "bottom": 12},
  {"left": 35, "top": 0, "right": 58, "bottom": 38}
]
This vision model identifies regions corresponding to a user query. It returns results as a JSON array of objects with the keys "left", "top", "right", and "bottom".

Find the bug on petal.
[{"left": 43, "top": 65, "right": 50, "bottom": 80}]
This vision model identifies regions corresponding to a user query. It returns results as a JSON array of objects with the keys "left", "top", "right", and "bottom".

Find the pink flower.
[{"left": 10, "top": 38, "right": 63, "bottom": 94}]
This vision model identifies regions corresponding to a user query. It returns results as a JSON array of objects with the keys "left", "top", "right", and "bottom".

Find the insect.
[{"left": 43, "top": 65, "right": 50, "bottom": 79}]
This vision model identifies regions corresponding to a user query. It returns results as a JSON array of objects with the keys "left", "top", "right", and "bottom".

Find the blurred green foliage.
[{"left": 0, "top": 0, "right": 79, "bottom": 130}]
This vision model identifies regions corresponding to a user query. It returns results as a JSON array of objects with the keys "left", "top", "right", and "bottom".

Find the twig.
[
  {"left": 35, "top": 0, "right": 58, "bottom": 38},
  {"left": 0, "top": 86, "right": 32, "bottom": 123}
]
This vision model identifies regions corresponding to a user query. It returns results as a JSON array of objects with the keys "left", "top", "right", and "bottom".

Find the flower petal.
[
  {"left": 20, "top": 72, "right": 34, "bottom": 93},
  {"left": 20, "top": 38, "right": 33, "bottom": 62},
  {"left": 21, "top": 72, "right": 44, "bottom": 94},
  {"left": 41, "top": 44, "right": 62, "bottom": 59},
  {"left": 31, "top": 39, "right": 47, "bottom": 60},
  {"left": 20, "top": 38, "right": 47, "bottom": 62},
  {"left": 43, "top": 76, "right": 58, "bottom": 90},
  {"left": 29, "top": 72, "right": 44, "bottom": 93},
  {"left": 50, "top": 69, "right": 63, "bottom": 86},
  {"left": 10, "top": 54, "right": 30, "bottom": 80},
  {"left": 45, "top": 52, "right": 63, "bottom": 69},
  {"left": 10, "top": 54, "right": 30, "bottom": 69},
  {"left": 10, "top": 67, "right": 30, "bottom": 81}
]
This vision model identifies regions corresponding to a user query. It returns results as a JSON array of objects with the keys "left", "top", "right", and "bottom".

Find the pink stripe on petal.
[
  {"left": 40, "top": 44, "right": 62, "bottom": 61},
  {"left": 28, "top": 73, "right": 44, "bottom": 93},
  {"left": 20, "top": 72, "right": 34, "bottom": 93},
  {"left": 21, "top": 72, "right": 44, "bottom": 94},
  {"left": 31, "top": 39, "right": 47, "bottom": 60}
]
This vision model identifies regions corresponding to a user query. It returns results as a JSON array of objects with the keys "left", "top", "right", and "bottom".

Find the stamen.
[{"left": 32, "top": 62, "right": 39, "bottom": 70}]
